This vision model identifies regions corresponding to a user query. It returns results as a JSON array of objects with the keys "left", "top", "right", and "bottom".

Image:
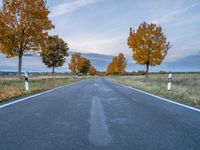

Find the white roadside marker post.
[
  {"left": 167, "top": 73, "right": 172, "bottom": 91},
  {"left": 24, "top": 72, "right": 29, "bottom": 91}
]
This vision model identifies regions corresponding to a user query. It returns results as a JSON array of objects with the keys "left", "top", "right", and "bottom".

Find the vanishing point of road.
[{"left": 0, "top": 78, "right": 200, "bottom": 150}]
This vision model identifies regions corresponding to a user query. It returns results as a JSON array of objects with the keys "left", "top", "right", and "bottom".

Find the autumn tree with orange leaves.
[
  {"left": 128, "top": 22, "right": 171, "bottom": 77},
  {"left": 69, "top": 53, "right": 81, "bottom": 74},
  {"left": 89, "top": 66, "right": 97, "bottom": 76},
  {"left": 69, "top": 53, "right": 91, "bottom": 75},
  {"left": 117, "top": 53, "right": 126, "bottom": 74},
  {"left": 0, "top": 0, "right": 54, "bottom": 79},
  {"left": 106, "top": 53, "right": 126, "bottom": 75},
  {"left": 106, "top": 57, "right": 118, "bottom": 75}
]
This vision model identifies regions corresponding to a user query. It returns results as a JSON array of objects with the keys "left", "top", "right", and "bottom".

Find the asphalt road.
[{"left": 0, "top": 77, "right": 200, "bottom": 150}]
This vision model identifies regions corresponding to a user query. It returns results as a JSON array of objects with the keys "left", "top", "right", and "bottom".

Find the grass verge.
[
  {"left": 0, "top": 76, "right": 90, "bottom": 103},
  {"left": 108, "top": 74, "right": 200, "bottom": 108}
]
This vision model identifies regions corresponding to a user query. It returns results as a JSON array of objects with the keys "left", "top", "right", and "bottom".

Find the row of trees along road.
[
  {"left": 0, "top": 1, "right": 171, "bottom": 78},
  {"left": 69, "top": 53, "right": 97, "bottom": 76},
  {"left": 128, "top": 22, "right": 171, "bottom": 78},
  {"left": 106, "top": 53, "right": 126, "bottom": 75}
]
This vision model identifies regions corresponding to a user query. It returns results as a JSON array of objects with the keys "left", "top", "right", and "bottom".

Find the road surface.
[{"left": 0, "top": 78, "right": 200, "bottom": 150}]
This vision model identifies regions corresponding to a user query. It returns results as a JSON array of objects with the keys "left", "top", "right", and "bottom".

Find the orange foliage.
[
  {"left": 89, "top": 66, "right": 97, "bottom": 76},
  {"left": 69, "top": 53, "right": 91, "bottom": 75},
  {"left": 69, "top": 53, "right": 81, "bottom": 73},
  {"left": 128, "top": 22, "right": 171, "bottom": 77},
  {"left": 106, "top": 53, "right": 126, "bottom": 75},
  {"left": 0, "top": 0, "right": 54, "bottom": 55},
  {"left": 0, "top": 0, "right": 54, "bottom": 78}
]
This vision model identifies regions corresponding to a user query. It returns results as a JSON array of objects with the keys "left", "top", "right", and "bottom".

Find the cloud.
[
  {"left": 166, "top": 41, "right": 200, "bottom": 62},
  {"left": 147, "top": 1, "right": 200, "bottom": 62},
  {"left": 65, "top": 34, "right": 127, "bottom": 55},
  {"left": 152, "top": 1, "right": 200, "bottom": 24},
  {"left": 50, "top": 0, "right": 101, "bottom": 17}
]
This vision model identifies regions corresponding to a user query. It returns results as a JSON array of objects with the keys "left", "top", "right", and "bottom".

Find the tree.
[
  {"left": 40, "top": 35, "right": 69, "bottom": 74},
  {"left": 0, "top": 0, "right": 54, "bottom": 79},
  {"left": 117, "top": 53, "right": 126, "bottom": 74},
  {"left": 106, "top": 53, "right": 126, "bottom": 75},
  {"left": 89, "top": 66, "right": 97, "bottom": 76},
  {"left": 128, "top": 22, "right": 171, "bottom": 77},
  {"left": 69, "top": 53, "right": 91, "bottom": 75},
  {"left": 69, "top": 53, "right": 81, "bottom": 74},
  {"left": 106, "top": 62, "right": 114, "bottom": 75},
  {"left": 79, "top": 57, "right": 91, "bottom": 75},
  {"left": 106, "top": 57, "right": 116, "bottom": 75}
]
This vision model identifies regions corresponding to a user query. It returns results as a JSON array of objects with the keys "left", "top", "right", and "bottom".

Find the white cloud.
[
  {"left": 50, "top": 0, "right": 101, "bottom": 17},
  {"left": 152, "top": 1, "right": 200, "bottom": 24},
  {"left": 65, "top": 34, "right": 127, "bottom": 55}
]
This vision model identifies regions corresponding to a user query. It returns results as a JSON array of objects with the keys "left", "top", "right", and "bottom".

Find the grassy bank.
[
  {"left": 0, "top": 76, "right": 90, "bottom": 102},
  {"left": 108, "top": 74, "right": 200, "bottom": 108}
]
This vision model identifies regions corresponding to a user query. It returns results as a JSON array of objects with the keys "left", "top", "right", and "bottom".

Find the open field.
[
  {"left": 108, "top": 74, "right": 200, "bottom": 108},
  {"left": 0, "top": 76, "right": 91, "bottom": 102}
]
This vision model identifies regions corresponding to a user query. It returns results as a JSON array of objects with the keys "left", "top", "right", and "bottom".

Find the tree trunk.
[
  {"left": 18, "top": 54, "right": 23, "bottom": 79},
  {"left": 52, "top": 66, "right": 55, "bottom": 75},
  {"left": 146, "top": 62, "right": 149, "bottom": 78}
]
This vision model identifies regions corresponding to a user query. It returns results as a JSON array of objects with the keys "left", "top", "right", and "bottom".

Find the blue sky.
[{"left": 46, "top": 0, "right": 200, "bottom": 63}]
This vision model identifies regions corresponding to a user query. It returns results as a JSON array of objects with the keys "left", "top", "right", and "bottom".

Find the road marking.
[
  {"left": 107, "top": 98, "right": 119, "bottom": 101},
  {"left": 110, "top": 80, "right": 200, "bottom": 113},
  {"left": 102, "top": 87, "right": 112, "bottom": 92},
  {"left": 0, "top": 81, "right": 82, "bottom": 109},
  {"left": 89, "top": 96, "right": 111, "bottom": 147}
]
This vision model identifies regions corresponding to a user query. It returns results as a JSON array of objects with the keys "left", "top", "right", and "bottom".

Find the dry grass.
[
  {"left": 0, "top": 76, "right": 90, "bottom": 102},
  {"left": 108, "top": 74, "right": 200, "bottom": 108}
]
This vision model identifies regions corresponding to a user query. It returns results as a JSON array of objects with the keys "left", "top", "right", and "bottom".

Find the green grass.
[
  {"left": 108, "top": 74, "right": 200, "bottom": 108},
  {"left": 0, "top": 76, "right": 90, "bottom": 102}
]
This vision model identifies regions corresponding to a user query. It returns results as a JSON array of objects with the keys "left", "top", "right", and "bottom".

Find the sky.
[
  {"left": 0, "top": 0, "right": 200, "bottom": 72},
  {"left": 46, "top": 0, "right": 200, "bottom": 63}
]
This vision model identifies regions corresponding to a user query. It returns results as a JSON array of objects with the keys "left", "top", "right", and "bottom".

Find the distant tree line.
[{"left": 69, "top": 53, "right": 97, "bottom": 76}]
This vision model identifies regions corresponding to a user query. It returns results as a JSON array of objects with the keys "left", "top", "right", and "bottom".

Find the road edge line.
[
  {"left": 108, "top": 79, "right": 200, "bottom": 113},
  {"left": 0, "top": 80, "right": 83, "bottom": 109}
]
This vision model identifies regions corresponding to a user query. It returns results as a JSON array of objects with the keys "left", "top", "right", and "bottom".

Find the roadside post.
[
  {"left": 167, "top": 73, "right": 172, "bottom": 91},
  {"left": 24, "top": 72, "right": 29, "bottom": 91}
]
